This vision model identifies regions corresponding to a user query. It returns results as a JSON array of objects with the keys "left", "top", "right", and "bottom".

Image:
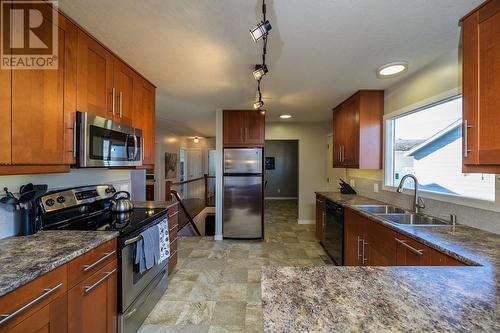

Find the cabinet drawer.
[
  {"left": 169, "top": 223, "right": 178, "bottom": 243},
  {"left": 0, "top": 265, "right": 67, "bottom": 332},
  {"left": 168, "top": 206, "right": 178, "bottom": 229},
  {"left": 67, "top": 239, "right": 117, "bottom": 288},
  {"left": 168, "top": 253, "right": 178, "bottom": 275}
]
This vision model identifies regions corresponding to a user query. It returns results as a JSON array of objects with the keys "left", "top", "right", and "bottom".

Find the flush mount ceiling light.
[
  {"left": 250, "top": 20, "right": 272, "bottom": 42},
  {"left": 193, "top": 136, "right": 199, "bottom": 143},
  {"left": 377, "top": 61, "right": 408, "bottom": 78},
  {"left": 253, "top": 64, "right": 268, "bottom": 80},
  {"left": 280, "top": 114, "right": 292, "bottom": 119},
  {"left": 253, "top": 100, "right": 264, "bottom": 110}
]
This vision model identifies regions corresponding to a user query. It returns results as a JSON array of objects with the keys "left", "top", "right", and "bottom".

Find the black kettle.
[{"left": 110, "top": 191, "right": 134, "bottom": 213}]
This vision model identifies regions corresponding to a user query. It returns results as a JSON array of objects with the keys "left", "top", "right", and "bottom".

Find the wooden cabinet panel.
[
  {"left": 133, "top": 76, "right": 156, "bottom": 166},
  {"left": 245, "top": 111, "right": 265, "bottom": 146},
  {"left": 343, "top": 209, "right": 364, "bottom": 266},
  {"left": 113, "top": 59, "right": 134, "bottom": 126},
  {"left": 395, "top": 234, "right": 432, "bottom": 266},
  {"left": 223, "top": 111, "right": 245, "bottom": 146},
  {"left": 0, "top": 265, "right": 67, "bottom": 332},
  {"left": 63, "top": 17, "right": 78, "bottom": 165},
  {"left": 76, "top": 30, "right": 114, "bottom": 119},
  {"left": 68, "top": 260, "right": 117, "bottom": 333},
  {"left": 223, "top": 110, "right": 265, "bottom": 147},
  {"left": 332, "top": 90, "right": 383, "bottom": 169},
  {"left": 315, "top": 195, "right": 326, "bottom": 244},
  {"left": 364, "top": 219, "right": 397, "bottom": 266},
  {"left": 11, "top": 8, "right": 68, "bottom": 165},
  {"left": 0, "top": 62, "right": 10, "bottom": 165},
  {"left": 462, "top": 0, "right": 500, "bottom": 172}
]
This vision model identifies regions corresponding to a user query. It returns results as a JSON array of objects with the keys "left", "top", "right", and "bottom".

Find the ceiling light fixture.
[
  {"left": 253, "top": 64, "right": 268, "bottom": 80},
  {"left": 193, "top": 136, "right": 199, "bottom": 143},
  {"left": 280, "top": 114, "right": 292, "bottom": 119},
  {"left": 250, "top": 20, "right": 272, "bottom": 42},
  {"left": 377, "top": 61, "right": 408, "bottom": 78},
  {"left": 253, "top": 100, "right": 264, "bottom": 110},
  {"left": 259, "top": 109, "right": 266, "bottom": 115}
]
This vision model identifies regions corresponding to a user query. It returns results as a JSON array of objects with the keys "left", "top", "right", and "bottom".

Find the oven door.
[
  {"left": 78, "top": 112, "right": 143, "bottom": 167},
  {"left": 119, "top": 219, "right": 168, "bottom": 313}
]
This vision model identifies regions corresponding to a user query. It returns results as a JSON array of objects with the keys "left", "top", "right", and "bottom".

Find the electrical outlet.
[
  {"left": 374, "top": 183, "right": 379, "bottom": 193},
  {"left": 350, "top": 179, "right": 356, "bottom": 187}
]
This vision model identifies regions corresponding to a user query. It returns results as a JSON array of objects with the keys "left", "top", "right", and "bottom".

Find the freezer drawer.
[
  {"left": 223, "top": 176, "right": 263, "bottom": 238},
  {"left": 224, "top": 148, "right": 263, "bottom": 174}
]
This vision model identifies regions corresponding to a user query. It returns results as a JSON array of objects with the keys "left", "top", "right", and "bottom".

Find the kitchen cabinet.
[
  {"left": 315, "top": 195, "right": 326, "bottom": 244},
  {"left": 133, "top": 76, "right": 156, "bottom": 166},
  {"left": 113, "top": 59, "right": 135, "bottom": 126},
  {"left": 461, "top": 0, "right": 500, "bottom": 173},
  {"left": 0, "top": 239, "right": 117, "bottom": 333},
  {"left": 332, "top": 90, "right": 384, "bottom": 169},
  {"left": 68, "top": 260, "right": 117, "bottom": 333},
  {"left": 223, "top": 110, "right": 265, "bottom": 147},
  {"left": 0, "top": 61, "right": 11, "bottom": 165},
  {"left": 168, "top": 205, "right": 179, "bottom": 274}
]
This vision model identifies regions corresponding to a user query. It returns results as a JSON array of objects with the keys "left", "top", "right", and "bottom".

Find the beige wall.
[{"left": 266, "top": 122, "right": 330, "bottom": 222}]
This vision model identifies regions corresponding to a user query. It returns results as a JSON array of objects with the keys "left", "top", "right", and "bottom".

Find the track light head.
[
  {"left": 259, "top": 109, "right": 266, "bottom": 115},
  {"left": 253, "top": 100, "right": 264, "bottom": 110},
  {"left": 250, "top": 20, "right": 272, "bottom": 42},
  {"left": 253, "top": 64, "right": 268, "bottom": 80}
]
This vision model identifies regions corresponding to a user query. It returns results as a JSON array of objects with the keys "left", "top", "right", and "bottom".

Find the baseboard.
[
  {"left": 264, "top": 197, "right": 298, "bottom": 200},
  {"left": 298, "top": 219, "right": 315, "bottom": 225}
]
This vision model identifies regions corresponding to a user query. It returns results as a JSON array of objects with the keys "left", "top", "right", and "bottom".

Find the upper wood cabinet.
[
  {"left": 332, "top": 90, "right": 384, "bottom": 169},
  {"left": 461, "top": 0, "right": 500, "bottom": 173},
  {"left": 0, "top": 61, "right": 11, "bottom": 165},
  {"left": 76, "top": 30, "right": 114, "bottom": 119},
  {"left": 223, "top": 110, "right": 265, "bottom": 147},
  {"left": 133, "top": 76, "right": 156, "bottom": 166},
  {"left": 113, "top": 59, "right": 135, "bottom": 126},
  {"left": 11, "top": 10, "right": 76, "bottom": 166}
]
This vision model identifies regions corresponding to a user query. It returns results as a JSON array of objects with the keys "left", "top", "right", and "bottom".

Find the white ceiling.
[{"left": 58, "top": 0, "right": 482, "bottom": 136}]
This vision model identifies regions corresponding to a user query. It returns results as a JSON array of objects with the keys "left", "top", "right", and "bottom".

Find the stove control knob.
[
  {"left": 45, "top": 199, "right": 55, "bottom": 207},
  {"left": 57, "top": 196, "right": 66, "bottom": 204},
  {"left": 106, "top": 187, "right": 116, "bottom": 194}
]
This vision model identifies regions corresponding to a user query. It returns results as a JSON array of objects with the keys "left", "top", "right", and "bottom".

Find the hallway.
[{"left": 138, "top": 200, "right": 329, "bottom": 333}]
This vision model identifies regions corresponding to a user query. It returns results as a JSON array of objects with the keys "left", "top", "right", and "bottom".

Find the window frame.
[{"left": 382, "top": 90, "right": 499, "bottom": 212}]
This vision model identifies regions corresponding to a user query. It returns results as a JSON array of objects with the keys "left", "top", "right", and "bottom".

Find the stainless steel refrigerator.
[{"left": 223, "top": 148, "right": 263, "bottom": 239}]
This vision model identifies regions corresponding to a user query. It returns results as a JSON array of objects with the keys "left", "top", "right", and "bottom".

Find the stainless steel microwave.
[{"left": 77, "top": 112, "right": 143, "bottom": 167}]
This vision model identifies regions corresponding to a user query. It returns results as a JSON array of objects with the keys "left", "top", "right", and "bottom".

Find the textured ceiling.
[{"left": 58, "top": 0, "right": 482, "bottom": 136}]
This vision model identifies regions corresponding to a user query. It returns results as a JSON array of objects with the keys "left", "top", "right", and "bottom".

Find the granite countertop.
[
  {"left": 133, "top": 200, "right": 178, "bottom": 209},
  {"left": 262, "top": 192, "right": 500, "bottom": 332},
  {"left": 0, "top": 231, "right": 118, "bottom": 297}
]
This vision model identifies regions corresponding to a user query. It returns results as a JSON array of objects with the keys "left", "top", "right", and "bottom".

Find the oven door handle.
[{"left": 124, "top": 235, "right": 142, "bottom": 246}]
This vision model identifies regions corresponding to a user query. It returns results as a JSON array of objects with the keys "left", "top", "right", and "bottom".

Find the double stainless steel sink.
[{"left": 354, "top": 204, "right": 455, "bottom": 226}]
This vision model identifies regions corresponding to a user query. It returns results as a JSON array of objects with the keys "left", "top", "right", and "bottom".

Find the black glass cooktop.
[{"left": 41, "top": 207, "right": 167, "bottom": 236}]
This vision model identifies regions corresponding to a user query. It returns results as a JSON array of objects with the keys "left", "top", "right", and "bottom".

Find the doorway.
[{"left": 264, "top": 140, "right": 299, "bottom": 199}]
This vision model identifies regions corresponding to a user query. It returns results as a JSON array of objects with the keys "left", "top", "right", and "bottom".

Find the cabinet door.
[
  {"left": 462, "top": 1, "right": 500, "bottom": 170},
  {"left": 223, "top": 111, "right": 245, "bottom": 146},
  {"left": 11, "top": 8, "right": 66, "bottom": 165},
  {"left": 364, "top": 219, "right": 396, "bottom": 266},
  {"left": 332, "top": 106, "right": 343, "bottom": 167},
  {"left": 68, "top": 260, "right": 117, "bottom": 333},
  {"left": 0, "top": 61, "right": 10, "bottom": 165},
  {"left": 341, "top": 94, "right": 359, "bottom": 167},
  {"left": 245, "top": 111, "right": 265, "bottom": 146},
  {"left": 6, "top": 294, "right": 67, "bottom": 333},
  {"left": 315, "top": 196, "right": 325, "bottom": 243},
  {"left": 76, "top": 30, "right": 114, "bottom": 119},
  {"left": 395, "top": 234, "right": 431, "bottom": 266},
  {"left": 343, "top": 209, "right": 364, "bottom": 266},
  {"left": 133, "top": 76, "right": 156, "bottom": 166},
  {"left": 63, "top": 17, "right": 78, "bottom": 165},
  {"left": 113, "top": 59, "right": 134, "bottom": 126}
]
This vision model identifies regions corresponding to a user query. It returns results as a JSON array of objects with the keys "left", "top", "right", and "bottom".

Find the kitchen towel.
[
  {"left": 135, "top": 224, "right": 161, "bottom": 273},
  {"left": 157, "top": 217, "right": 170, "bottom": 264}
]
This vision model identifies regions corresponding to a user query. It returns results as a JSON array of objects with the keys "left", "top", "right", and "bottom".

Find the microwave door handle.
[
  {"left": 133, "top": 135, "right": 139, "bottom": 160},
  {"left": 125, "top": 135, "right": 131, "bottom": 161}
]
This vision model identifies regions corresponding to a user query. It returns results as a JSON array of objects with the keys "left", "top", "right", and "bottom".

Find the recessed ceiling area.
[{"left": 58, "top": 0, "right": 482, "bottom": 136}]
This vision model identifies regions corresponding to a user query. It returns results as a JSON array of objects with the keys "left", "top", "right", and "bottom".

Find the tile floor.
[{"left": 138, "top": 200, "right": 330, "bottom": 333}]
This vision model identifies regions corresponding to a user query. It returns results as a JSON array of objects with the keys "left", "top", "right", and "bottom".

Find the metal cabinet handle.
[
  {"left": 82, "top": 251, "right": 116, "bottom": 272},
  {"left": 72, "top": 121, "right": 77, "bottom": 158},
  {"left": 0, "top": 283, "right": 63, "bottom": 325},
  {"left": 119, "top": 91, "right": 123, "bottom": 118},
  {"left": 342, "top": 145, "right": 345, "bottom": 163},
  {"left": 240, "top": 128, "right": 243, "bottom": 141},
  {"left": 339, "top": 146, "right": 342, "bottom": 162},
  {"left": 395, "top": 238, "right": 423, "bottom": 256},
  {"left": 245, "top": 128, "right": 248, "bottom": 140},
  {"left": 84, "top": 269, "right": 116, "bottom": 294},
  {"left": 168, "top": 211, "right": 179, "bottom": 218},
  {"left": 362, "top": 240, "right": 368, "bottom": 264},
  {"left": 169, "top": 224, "right": 179, "bottom": 232},
  {"left": 111, "top": 88, "right": 116, "bottom": 116},
  {"left": 463, "top": 120, "right": 472, "bottom": 158},
  {"left": 357, "top": 236, "right": 363, "bottom": 263}
]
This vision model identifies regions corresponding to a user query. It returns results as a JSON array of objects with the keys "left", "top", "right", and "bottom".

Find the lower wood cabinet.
[
  {"left": 0, "top": 239, "right": 118, "bottom": 333},
  {"left": 315, "top": 195, "right": 326, "bottom": 244},
  {"left": 344, "top": 208, "right": 465, "bottom": 267},
  {"left": 168, "top": 205, "right": 179, "bottom": 274}
]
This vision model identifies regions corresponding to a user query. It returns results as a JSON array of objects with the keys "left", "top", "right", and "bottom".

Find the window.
[{"left": 384, "top": 96, "right": 495, "bottom": 202}]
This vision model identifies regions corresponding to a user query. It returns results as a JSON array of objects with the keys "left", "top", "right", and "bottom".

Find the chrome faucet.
[{"left": 396, "top": 174, "right": 425, "bottom": 213}]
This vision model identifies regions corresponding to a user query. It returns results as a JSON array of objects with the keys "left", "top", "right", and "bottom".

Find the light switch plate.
[
  {"left": 374, "top": 183, "right": 379, "bottom": 193},
  {"left": 350, "top": 179, "right": 355, "bottom": 187}
]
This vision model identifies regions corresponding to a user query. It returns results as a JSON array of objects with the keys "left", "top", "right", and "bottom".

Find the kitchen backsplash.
[
  {"left": 350, "top": 177, "right": 500, "bottom": 235},
  {"left": 0, "top": 169, "right": 137, "bottom": 239}
]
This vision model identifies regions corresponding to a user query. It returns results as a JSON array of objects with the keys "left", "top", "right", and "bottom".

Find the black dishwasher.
[{"left": 324, "top": 200, "right": 344, "bottom": 265}]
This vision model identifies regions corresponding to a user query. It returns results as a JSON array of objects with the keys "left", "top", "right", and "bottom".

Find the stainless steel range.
[{"left": 37, "top": 185, "right": 168, "bottom": 333}]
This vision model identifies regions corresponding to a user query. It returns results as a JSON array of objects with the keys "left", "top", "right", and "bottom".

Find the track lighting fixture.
[
  {"left": 253, "top": 100, "right": 264, "bottom": 110},
  {"left": 259, "top": 109, "right": 266, "bottom": 115},
  {"left": 250, "top": 20, "right": 272, "bottom": 42},
  {"left": 193, "top": 136, "right": 199, "bottom": 143},
  {"left": 253, "top": 64, "right": 268, "bottom": 80}
]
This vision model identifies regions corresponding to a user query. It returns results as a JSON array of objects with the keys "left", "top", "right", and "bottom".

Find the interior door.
[
  {"left": 113, "top": 59, "right": 135, "bottom": 126},
  {"left": 0, "top": 56, "right": 11, "bottom": 164},
  {"left": 11, "top": 8, "right": 66, "bottom": 164},
  {"left": 76, "top": 30, "right": 114, "bottom": 119}
]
